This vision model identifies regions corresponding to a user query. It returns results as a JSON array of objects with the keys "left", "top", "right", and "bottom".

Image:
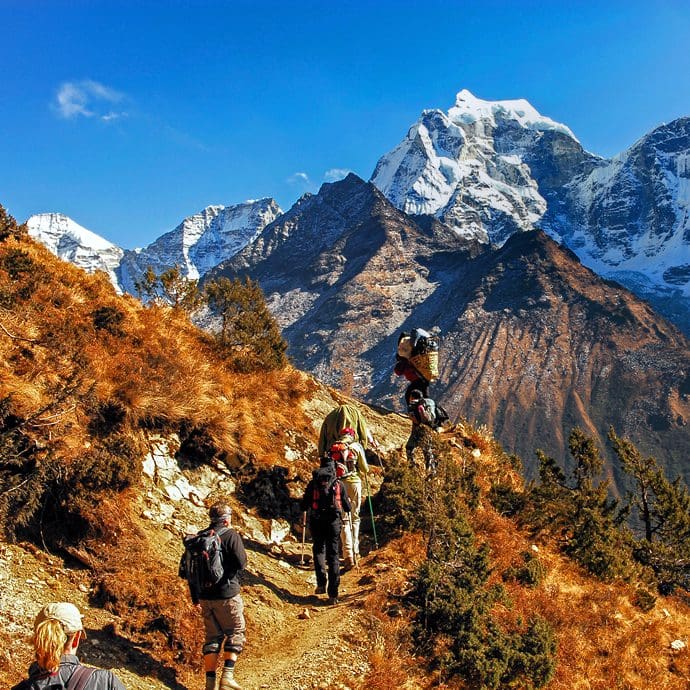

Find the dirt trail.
[
  {"left": 2, "top": 536, "right": 380, "bottom": 690},
  {"left": 239, "top": 546, "right": 376, "bottom": 690}
]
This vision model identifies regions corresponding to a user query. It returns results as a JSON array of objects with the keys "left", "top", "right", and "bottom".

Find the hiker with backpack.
[
  {"left": 395, "top": 328, "right": 449, "bottom": 473},
  {"left": 406, "top": 389, "right": 450, "bottom": 473},
  {"left": 327, "top": 427, "right": 370, "bottom": 570},
  {"left": 11, "top": 602, "right": 126, "bottom": 690},
  {"left": 300, "top": 464, "right": 352, "bottom": 604},
  {"left": 317, "top": 403, "right": 371, "bottom": 457},
  {"left": 179, "top": 502, "right": 247, "bottom": 690}
]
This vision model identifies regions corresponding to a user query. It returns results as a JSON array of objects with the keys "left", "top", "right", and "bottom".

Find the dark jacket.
[
  {"left": 198, "top": 525, "right": 247, "bottom": 601},
  {"left": 13, "top": 655, "right": 126, "bottom": 690},
  {"left": 300, "top": 477, "right": 352, "bottom": 520}
]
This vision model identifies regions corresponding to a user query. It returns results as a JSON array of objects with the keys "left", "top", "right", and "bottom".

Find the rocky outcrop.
[{"left": 371, "top": 90, "right": 690, "bottom": 334}]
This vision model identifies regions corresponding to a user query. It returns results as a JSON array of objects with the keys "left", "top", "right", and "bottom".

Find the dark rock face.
[
  {"left": 413, "top": 230, "right": 690, "bottom": 484},
  {"left": 209, "top": 176, "right": 690, "bottom": 489}
]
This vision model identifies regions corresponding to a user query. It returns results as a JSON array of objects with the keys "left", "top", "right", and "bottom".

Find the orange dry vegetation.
[
  {"left": 358, "top": 432, "right": 690, "bottom": 690},
  {"left": 0, "top": 223, "right": 314, "bottom": 685},
  {"left": 0, "top": 228, "right": 313, "bottom": 470}
]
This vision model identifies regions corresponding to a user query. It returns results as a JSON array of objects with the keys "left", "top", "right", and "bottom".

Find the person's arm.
[
  {"left": 230, "top": 531, "right": 248, "bottom": 571},
  {"left": 356, "top": 444, "right": 369, "bottom": 476},
  {"left": 300, "top": 481, "right": 313, "bottom": 513}
]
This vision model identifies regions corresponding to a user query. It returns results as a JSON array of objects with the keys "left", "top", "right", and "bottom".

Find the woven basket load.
[{"left": 409, "top": 350, "right": 439, "bottom": 381}]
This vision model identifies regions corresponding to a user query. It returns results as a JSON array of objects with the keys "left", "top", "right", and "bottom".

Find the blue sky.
[{"left": 1, "top": 0, "right": 689, "bottom": 249}]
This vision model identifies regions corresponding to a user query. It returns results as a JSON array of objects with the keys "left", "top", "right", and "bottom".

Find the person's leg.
[
  {"left": 406, "top": 424, "right": 422, "bottom": 463},
  {"left": 201, "top": 601, "right": 224, "bottom": 690},
  {"left": 311, "top": 520, "right": 327, "bottom": 594},
  {"left": 325, "top": 518, "right": 341, "bottom": 601},
  {"left": 340, "top": 513, "right": 354, "bottom": 567},
  {"left": 351, "top": 480, "right": 362, "bottom": 555},
  {"left": 341, "top": 481, "right": 357, "bottom": 566},
  {"left": 217, "top": 594, "right": 246, "bottom": 690}
]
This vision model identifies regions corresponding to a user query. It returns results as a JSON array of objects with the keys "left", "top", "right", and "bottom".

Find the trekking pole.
[
  {"left": 300, "top": 511, "right": 307, "bottom": 566},
  {"left": 364, "top": 472, "right": 379, "bottom": 550}
]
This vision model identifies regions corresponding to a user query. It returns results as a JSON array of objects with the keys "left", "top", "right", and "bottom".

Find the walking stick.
[
  {"left": 364, "top": 472, "right": 379, "bottom": 550},
  {"left": 300, "top": 511, "right": 307, "bottom": 565}
]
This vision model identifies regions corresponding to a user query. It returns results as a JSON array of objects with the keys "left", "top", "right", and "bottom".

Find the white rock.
[
  {"left": 471, "top": 448, "right": 481, "bottom": 458},
  {"left": 531, "top": 544, "right": 539, "bottom": 553},
  {"left": 284, "top": 446, "right": 300, "bottom": 462},
  {"left": 671, "top": 640, "right": 686, "bottom": 651},
  {"left": 270, "top": 519, "right": 291, "bottom": 545},
  {"left": 142, "top": 455, "right": 156, "bottom": 478}
]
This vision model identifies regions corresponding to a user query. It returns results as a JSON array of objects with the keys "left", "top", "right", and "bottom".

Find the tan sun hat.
[{"left": 34, "top": 602, "right": 85, "bottom": 635}]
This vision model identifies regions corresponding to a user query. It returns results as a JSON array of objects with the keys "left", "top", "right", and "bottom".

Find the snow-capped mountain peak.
[
  {"left": 27, "top": 213, "right": 124, "bottom": 287},
  {"left": 28, "top": 213, "right": 121, "bottom": 253},
  {"left": 26, "top": 199, "right": 283, "bottom": 296},
  {"left": 448, "top": 89, "right": 578, "bottom": 140}
]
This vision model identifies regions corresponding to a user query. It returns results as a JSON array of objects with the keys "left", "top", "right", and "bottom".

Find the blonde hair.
[{"left": 33, "top": 618, "right": 73, "bottom": 672}]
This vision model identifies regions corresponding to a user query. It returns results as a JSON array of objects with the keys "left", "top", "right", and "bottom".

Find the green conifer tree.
[
  {"left": 610, "top": 428, "right": 690, "bottom": 592},
  {"left": 204, "top": 276, "right": 287, "bottom": 372}
]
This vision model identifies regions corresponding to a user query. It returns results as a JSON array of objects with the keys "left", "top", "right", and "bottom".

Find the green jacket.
[{"left": 318, "top": 404, "right": 369, "bottom": 456}]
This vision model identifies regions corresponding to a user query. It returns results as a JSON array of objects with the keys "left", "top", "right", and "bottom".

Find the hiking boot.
[
  {"left": 342, "top": 558, "right": 354, "bottom": 571},
  {"left": 314, "top": 584, "right": 326, "bottom": 595},
  {"left": 327, "top": 596, "right": 339, "bottom": 605},
  {"left": 219, "top": 668, "right": 242, "bottom": 690}
]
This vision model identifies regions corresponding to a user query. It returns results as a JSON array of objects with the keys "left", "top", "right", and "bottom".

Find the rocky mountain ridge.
[
  {"left": 26, "top": 90, "right": 690, "bottom": 333},
  {"left": 371, "top": 90, "right": 690, "bottom": 332},
  {"left": 27, "top": 198, "right": 282, "bottom": 294},
  {"left": 211, "top": 175, "right": 690, "bottom": 485}
]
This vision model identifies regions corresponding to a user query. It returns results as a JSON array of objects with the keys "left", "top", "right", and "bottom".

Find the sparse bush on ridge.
[{"left": 378, "top": 437, "right": 557, "bottom": 688}]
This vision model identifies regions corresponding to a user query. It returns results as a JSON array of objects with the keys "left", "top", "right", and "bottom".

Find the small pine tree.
[
  {"left": 522, "top": 428, "right": 633, "bottom": 581},
  {"left": 380, "top": 442, "right": 557, "bottom": 689},
  {"left": 134, "top": 264, "right": 202, "bottom": 315},
  {"left": 610, "top": 428, "right": 690, "bottom": 592},
  {"left": 204, "top": 276, "right": 287, "bottom": 372}
]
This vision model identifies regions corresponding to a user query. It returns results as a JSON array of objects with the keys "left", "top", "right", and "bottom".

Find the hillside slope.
[{"left": 3, "top": 207, "right": 690, "bottom": 690}]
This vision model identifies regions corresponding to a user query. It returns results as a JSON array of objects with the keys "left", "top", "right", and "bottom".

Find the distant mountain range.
[
  {"left": 27, "top": 200, "right": 281, "bottom": 295},
  {"left": 26, "top": 90, "right": 690, "bottom": 334},
  {"left": 21, "top": 90, "right": 690, "bottom": 482},
  {"left": 208, "top": 174, "right": 690, "bottom": 486}
]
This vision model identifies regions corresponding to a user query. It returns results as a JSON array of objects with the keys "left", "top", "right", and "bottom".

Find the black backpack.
[
  {"left": 310, "top": 467, "right": 343, "bottom": 518},
  {"left": 408, "top": 395, "right": 449, "bottom": 429},
  {"left": 179, "top": 527, "right": 227, "bottom": 602}
]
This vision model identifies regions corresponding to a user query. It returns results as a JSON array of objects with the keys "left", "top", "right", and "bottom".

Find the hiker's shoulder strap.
[
  {"left": 67, "top": 666, "right": 95, "bottom": 690},
  {"left": 11, "top": 680, "right": 37, "bottom": 690}
]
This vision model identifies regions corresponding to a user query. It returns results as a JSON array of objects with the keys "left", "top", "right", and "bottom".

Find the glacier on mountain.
[
  {"left": 371, "top": 90, "right": 690, "bottom": 328},
  {"left": 26, "top": 200, "right": 282, "bottom": 295}
]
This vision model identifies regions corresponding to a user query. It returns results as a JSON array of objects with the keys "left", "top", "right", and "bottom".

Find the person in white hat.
[{"left": 11, "top": 602, "right": 125, "bottom": 690}]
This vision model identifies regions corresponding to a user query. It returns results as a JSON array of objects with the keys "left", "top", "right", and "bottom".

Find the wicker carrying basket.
[{"left": 409, "top": 350, "right": 439, "bottom": 381}]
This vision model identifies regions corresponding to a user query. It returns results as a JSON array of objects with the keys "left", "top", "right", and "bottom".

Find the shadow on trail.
[
  {"left": 241, "top": 566, "right": 318, "bottom": 606},
  {"left": 83, "top": 624, "right": 187, "bottom": 690}
]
